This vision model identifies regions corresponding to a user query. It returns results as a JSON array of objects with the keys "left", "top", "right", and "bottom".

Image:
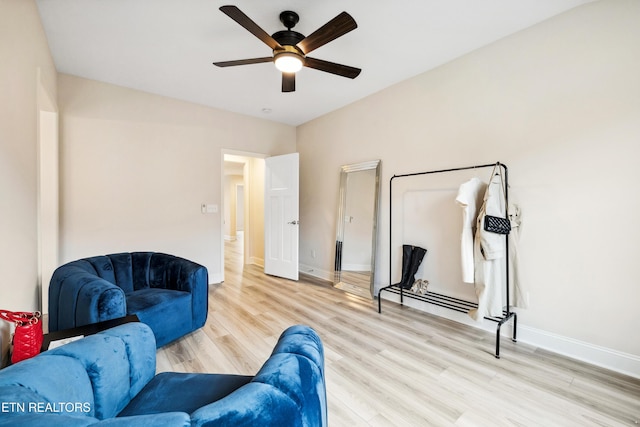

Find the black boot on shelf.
[
  {"left": 394, "top": 245, "right": 427, "bottom": 289},
  {"left": 399, "top": 244, "right": 414, "bottom": 288},
  {"left": 393, "top": 244, "right": 413, "bottom": 289},
  {"left": 403, "top": 246, "right": 427, "bottom": 289}
]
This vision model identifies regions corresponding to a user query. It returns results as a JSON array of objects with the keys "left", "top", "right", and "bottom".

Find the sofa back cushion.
[
  {"left": 130, "top": 252, "right": 153, "bottom": 291},
  {"left": 53, "top": 252, "right": 207, "bottom": 294},
  {"left": 80, "top": 256, "right": 118, "bottom": 286},
  {"left": 68, "top": 253, "right": 151, "bottom": 294},
  {"left": 0, "top": 354, "right": 96, "bottom": 418},
  {"left": 46, "top": 335, "right": 130, "bottom": 419},
  {"left": 106, "top": 253, "right": 135, "bottom": 293},
  {"left": 97, "top": 323, "right": 157, "bottom": 398},
  {"left": 46, "top": 323, "right": 156, "bottom": 419},
  {"left": 0, "top": 323, "right": 156, "bottom": 423},
  {"left": 79, "top": 252, "right": 189, "bottom": 293}
]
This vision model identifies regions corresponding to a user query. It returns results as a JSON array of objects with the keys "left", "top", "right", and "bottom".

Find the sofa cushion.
[
  {"left": 130, "top": 252, "right": 153, "bottom": 291},
  {"left": 95, "top": 412, "right": 191, "bottom": 426},
  {"left": 48, "top": 335, "right": 132, "bottom": 419},
  {"left": 0, "top": 413, "right": 99, "bottom": 427},
  {"left": 107, "top": 253, "right": 134, "bottom": 293},
  {"left": 189, "top": 382, "right": 301, "bottom": 427},
  {"left": 97, "top": 323, "right": 156, "bottom": 399},
  {"left": 82, "top": 256, "right": 118, "bottom": 286},
  {"left": 147, "top": 253, "right": 186, "bottom": 290},
  {"left": 118, "top": 372, "right": 253, "bottom": 417},
  {"left": 126, "top": 288, "right": 192, "bottom": 347},
  {"left": 0, "top": 355, "right": 95, "bottom": 418}
]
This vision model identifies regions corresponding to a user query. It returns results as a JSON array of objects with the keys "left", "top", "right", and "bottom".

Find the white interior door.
[{"left": 264, "top": 153, "right": 299, "bottom": 280}]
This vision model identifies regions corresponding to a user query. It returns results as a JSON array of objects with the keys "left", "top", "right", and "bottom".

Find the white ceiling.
[{"left": 36, "top": 0, "right": 593, "bottom": 126}]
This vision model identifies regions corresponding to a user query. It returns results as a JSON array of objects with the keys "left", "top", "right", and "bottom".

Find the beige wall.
[
  {"left": 0, "top": 0, "right": 58, "bottom": 363},
  {"left": 297, "top": 0, "right": 640, "bottom": 369},
  {"left": 3, "top": 0, "right": 638, "bottom": 375},
  {"left": 57, "top": 74, "right": 296, "bottom": 283}
]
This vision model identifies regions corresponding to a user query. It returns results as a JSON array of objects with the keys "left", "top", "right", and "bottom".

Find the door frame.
[{"left": 220, "top": 149, "right": 266, "bottom": 282}]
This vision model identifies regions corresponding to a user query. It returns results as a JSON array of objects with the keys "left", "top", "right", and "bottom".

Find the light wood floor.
[{"left": 157, "top": 239, "right": 640, "bottom": 426}]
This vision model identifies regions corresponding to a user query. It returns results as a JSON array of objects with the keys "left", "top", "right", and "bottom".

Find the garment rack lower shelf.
[{"left": 378, "top": 284, "right": 517, "bottom": 358}]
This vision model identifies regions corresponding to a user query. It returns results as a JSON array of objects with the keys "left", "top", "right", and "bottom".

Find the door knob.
[{"left": 287, "top": 220, "right": 299, "bottom": 225}]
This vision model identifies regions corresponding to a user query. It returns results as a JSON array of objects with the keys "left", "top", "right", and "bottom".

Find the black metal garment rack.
[{"left": 378, "top": 162, "right": 517, "bottom": 358}]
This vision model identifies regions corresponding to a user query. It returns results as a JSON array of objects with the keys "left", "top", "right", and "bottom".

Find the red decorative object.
[{"left": 0, "top": 309, "right": 43, "bottom": 363}]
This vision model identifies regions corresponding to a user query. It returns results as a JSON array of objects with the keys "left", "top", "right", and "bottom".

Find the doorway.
[{"left": 221, "top": 151, "right": 266, "bottom": 281}]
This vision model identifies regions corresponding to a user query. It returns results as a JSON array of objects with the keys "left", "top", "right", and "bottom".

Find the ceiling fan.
[{"left": 213, "top": 5, "right": 361, "bottom": 93}]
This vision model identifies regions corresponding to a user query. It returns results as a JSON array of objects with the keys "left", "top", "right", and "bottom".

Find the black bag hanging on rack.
[
  {"left": 483, "top": 163, "right": 511, "bottom": 235},
  {"left": 484, "top": 215, "right": 511, "bottom": 235}
]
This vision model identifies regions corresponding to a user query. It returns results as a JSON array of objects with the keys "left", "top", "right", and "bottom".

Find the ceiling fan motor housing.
[
  {"left": 274, "top": 10, "right": 305, "bottom": 51},
  {"left": 273, "top": 11, "right": 305, "bottom": 62},
  {"left": 272, "top": 30, "right": 305, "bottom": 47}
]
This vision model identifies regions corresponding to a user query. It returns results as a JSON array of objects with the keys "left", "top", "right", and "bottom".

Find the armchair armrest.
[
  {"left": 49, "top": 270, "right": 126, "bottom": 332},
  {"left": 190, "top": 325, "right": 326, "bottom": 427}
]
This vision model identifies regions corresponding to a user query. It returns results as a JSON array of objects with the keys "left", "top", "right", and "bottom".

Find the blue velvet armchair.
[
  {"left": 48, "top": 252, "right": 208, "bottom": 347},
  {"left": 0, "top": 322, "right": 327, "bottom": 426}
]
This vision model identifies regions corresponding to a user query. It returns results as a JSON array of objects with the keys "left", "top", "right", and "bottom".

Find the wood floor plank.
[{"left": 156, "top": 238, "right": 640, "bottom": 426}]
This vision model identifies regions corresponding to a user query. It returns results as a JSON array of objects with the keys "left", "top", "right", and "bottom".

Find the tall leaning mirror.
[{"left": 334, "top": 160, "right": 381, "bottom": 299}]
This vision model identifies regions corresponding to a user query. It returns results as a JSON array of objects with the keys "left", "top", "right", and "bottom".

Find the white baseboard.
[
  {"left": 249, "top": 257, "right": 264, "bottom": 268},
  {"left": 209, "top": 272, "right": 223, "bottom": 284},
  {"left": 516, "top": 325, "right": 640, "bottom": 380},
  {"left": 341, "top": 263, "right": 371, "bottom": 272},
  {"left": 299, "top": 263, "right": 333, "bottom": 282},
  {"left": 379, "top": 292, "right": 640, "bottom": 379}
]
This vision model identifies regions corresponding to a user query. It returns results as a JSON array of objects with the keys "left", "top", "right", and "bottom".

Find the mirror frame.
[{"left": 334, "top": 160, "right": 381, "bottom": 299}]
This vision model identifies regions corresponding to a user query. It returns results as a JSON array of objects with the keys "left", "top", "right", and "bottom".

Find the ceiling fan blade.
[
  {"left": 282, "top": 72, "right": 296, "bottom": 92},
  {"left": 213, "top": 57, "right": 273, "bottom": 67},
  {"left": 219, "top": 5, "right": 282, "bottom": 50},
  {"left": 296, "top": 12, "right": 357, "bottom": 55},
  {"left": 304, "top": 57, "right": 361, "bottom": 79}
]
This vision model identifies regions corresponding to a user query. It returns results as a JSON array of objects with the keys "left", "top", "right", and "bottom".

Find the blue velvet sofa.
[
  {"left": 48, "top": 252, "right": 208, "bottom": 347},
  {"left": 0, "top": 322, "right": 327, "bottom": 426}
]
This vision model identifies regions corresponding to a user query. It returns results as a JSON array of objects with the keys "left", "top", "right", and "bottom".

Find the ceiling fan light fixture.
[{"left": 274, "top": 50, "right": 304, "bottom": 73}]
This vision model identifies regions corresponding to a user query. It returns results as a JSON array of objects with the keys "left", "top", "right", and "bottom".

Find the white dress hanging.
[{"left": 455, "top": 177, "right": 486, "bottom": 283}]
